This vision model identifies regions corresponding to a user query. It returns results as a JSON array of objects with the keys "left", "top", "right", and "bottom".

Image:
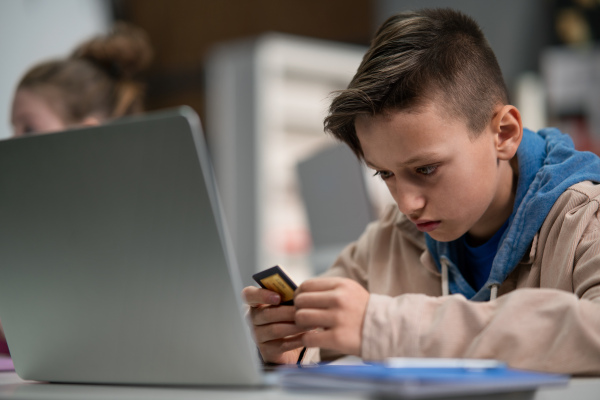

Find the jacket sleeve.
[
  {"left": 319, "top": 204, "right": 401, "bottom": 285},
  {"left": 362, "top": 289, "right": 600, "bottom": 375},
  {"left": 362, "top": 189, "right": 600, "bottom": 375},
  {"left": 320, "top": 204, "right": 431, "bottom": 292}
]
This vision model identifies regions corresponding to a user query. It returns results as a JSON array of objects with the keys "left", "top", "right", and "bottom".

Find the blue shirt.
[{"left": 458, "top": 220, "right": 509, "bottom": 291}]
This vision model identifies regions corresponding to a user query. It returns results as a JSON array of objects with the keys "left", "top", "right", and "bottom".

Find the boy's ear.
[{"left": 492, "top": 105, "right": 522, "bottom": 160}]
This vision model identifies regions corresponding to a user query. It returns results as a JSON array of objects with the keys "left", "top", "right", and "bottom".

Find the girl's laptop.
[{"left": 0, "top": 107, "right": 266, "bottom": 385}]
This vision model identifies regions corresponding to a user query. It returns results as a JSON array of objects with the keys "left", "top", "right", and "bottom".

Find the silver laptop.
[{"left": 0, "top": 107, "right": 265, "bottom": 385}]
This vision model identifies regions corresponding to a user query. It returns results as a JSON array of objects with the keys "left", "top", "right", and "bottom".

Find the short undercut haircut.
[{"left": 324, "top": 8, "right": 509, "bottom": 158}]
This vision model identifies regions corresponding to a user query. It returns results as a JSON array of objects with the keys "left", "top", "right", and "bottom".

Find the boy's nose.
[{"left": 394, "top": 186, "right": 426, "bottom": 216}]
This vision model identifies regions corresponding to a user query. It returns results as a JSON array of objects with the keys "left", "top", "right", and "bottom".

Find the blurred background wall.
[
  {"left": 2, "top": 0, "right": 599, "bottom": 283},
  {"left": 4, "top": 0, "right": 597, "bottom": 147}
]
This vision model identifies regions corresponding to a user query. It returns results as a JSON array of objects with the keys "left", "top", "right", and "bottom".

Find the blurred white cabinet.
[{"left": 205, "top": 34, "right": 369, "bottom": 285}]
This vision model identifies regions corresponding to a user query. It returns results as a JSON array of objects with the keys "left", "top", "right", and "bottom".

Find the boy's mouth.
[{"left": 413, "top": 220, "right": 441, "bottom": 232}]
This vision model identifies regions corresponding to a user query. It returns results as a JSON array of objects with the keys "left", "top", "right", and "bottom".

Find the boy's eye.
[
  {"left": 373, "top": 170, "right": 394, "bottom": 180},
  {"left": 416, "top": 165, "right": 437, "bottom": 176}
]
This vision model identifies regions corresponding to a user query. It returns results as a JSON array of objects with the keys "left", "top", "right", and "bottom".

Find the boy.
[{"left": 243, "top": 8, "right": 600, "bottom": 374}]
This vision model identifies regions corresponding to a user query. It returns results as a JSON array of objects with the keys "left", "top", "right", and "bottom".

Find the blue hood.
[{"left": 426, "top": 127, "right": 600, "bottom": 301}]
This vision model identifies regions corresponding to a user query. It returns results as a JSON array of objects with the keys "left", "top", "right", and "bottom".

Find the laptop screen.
[{"left": 0, "top": 107, "right": 263, "bottom": 385}]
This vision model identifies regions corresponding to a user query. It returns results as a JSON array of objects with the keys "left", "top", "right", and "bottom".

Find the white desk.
[{"left": 1, "top": 371, "right": 600, "bottom": 400}]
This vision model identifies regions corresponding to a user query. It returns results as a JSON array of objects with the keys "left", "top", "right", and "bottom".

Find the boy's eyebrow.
[
  {"left": 364, "top": 159, "right": 383, "bottom": 170},
  {"left": 364, "top": 152, "right": 442, "bottom": 169}
]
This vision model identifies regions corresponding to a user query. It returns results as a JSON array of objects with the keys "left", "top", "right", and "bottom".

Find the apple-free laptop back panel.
[{"left": 0, "top": 108, "right": 262, "bottom": 385}]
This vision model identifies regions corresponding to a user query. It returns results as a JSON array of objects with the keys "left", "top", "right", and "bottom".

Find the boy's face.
[{"left": 355, "top": 101, "right": 515, "bottom": 243}]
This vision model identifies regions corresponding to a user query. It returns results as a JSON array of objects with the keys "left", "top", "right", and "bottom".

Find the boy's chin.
[{"left": 426, "top": 229, "right": 463, "bottom": 243}]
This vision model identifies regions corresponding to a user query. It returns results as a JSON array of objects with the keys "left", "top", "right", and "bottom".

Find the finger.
[
  {"left": 295, "top": 308, "right": 337, "bottom": 329},
  {"left": 296, "top": 277, "right": 344, "bottom": 294},
  {"left": 254, "top": 322, "right": 310, "bottom": 343},
  {"left": 301, "top": 328, "right": 337, "bottom": 350},
  {"left": 250, "top": 304, "right": 296, "bottom": 325},
  {"left": 258, "top": 334, "right": 305, "bottom": 360},
  {"left": 294, "top": 291, "right": 343, "bottom": 310},
  {"left": 242, "top": 286, "right": 281, "bottom": 306}
]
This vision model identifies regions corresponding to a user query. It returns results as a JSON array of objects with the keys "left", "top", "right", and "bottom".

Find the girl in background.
[{"left": 10, "top": 21, "right": 153, "bottom": 137}]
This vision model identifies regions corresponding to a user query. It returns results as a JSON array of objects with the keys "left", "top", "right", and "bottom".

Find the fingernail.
[{"left": 270, "top": 294, "right": 281, "bottom": 304}]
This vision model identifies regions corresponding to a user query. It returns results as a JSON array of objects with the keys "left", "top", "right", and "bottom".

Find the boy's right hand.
[{"left": 242, "top": 286, "right": 308, "bottom": 364}]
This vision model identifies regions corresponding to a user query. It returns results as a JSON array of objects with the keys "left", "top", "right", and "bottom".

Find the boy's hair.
[{"left": 324, "top": 8, "right": 509, "bottom": 158}]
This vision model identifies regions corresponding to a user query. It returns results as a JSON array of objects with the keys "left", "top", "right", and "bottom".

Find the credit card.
[{"left": 252, "top": 265, "right": 297, "bottom": 305}]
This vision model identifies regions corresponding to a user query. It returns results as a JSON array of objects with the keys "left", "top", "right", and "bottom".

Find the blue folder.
[{"left": 277, "top": 363, "right": 569, "bottom": 398}]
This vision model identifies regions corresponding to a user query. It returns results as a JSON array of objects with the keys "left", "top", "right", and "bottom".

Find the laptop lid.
[{"left": 0, "top": 107, "right": 263, "bottom": 385}]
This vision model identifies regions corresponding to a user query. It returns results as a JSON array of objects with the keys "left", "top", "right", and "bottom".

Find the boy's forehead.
[
  {"left": 355, "top": 101, "right": 464, "bottom": 133},
  {"left": 355, "top": 102, "right": 480, "bottom": 165}
]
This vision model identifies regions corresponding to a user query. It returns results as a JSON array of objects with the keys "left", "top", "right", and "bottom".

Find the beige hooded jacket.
[{"left": 307, "top": 181, "right": 600, "bottom": 375}]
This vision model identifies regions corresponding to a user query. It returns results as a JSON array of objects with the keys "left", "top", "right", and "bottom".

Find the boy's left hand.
[{"left": 294, "top": 277, "right": 369, "bottom": 356}]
